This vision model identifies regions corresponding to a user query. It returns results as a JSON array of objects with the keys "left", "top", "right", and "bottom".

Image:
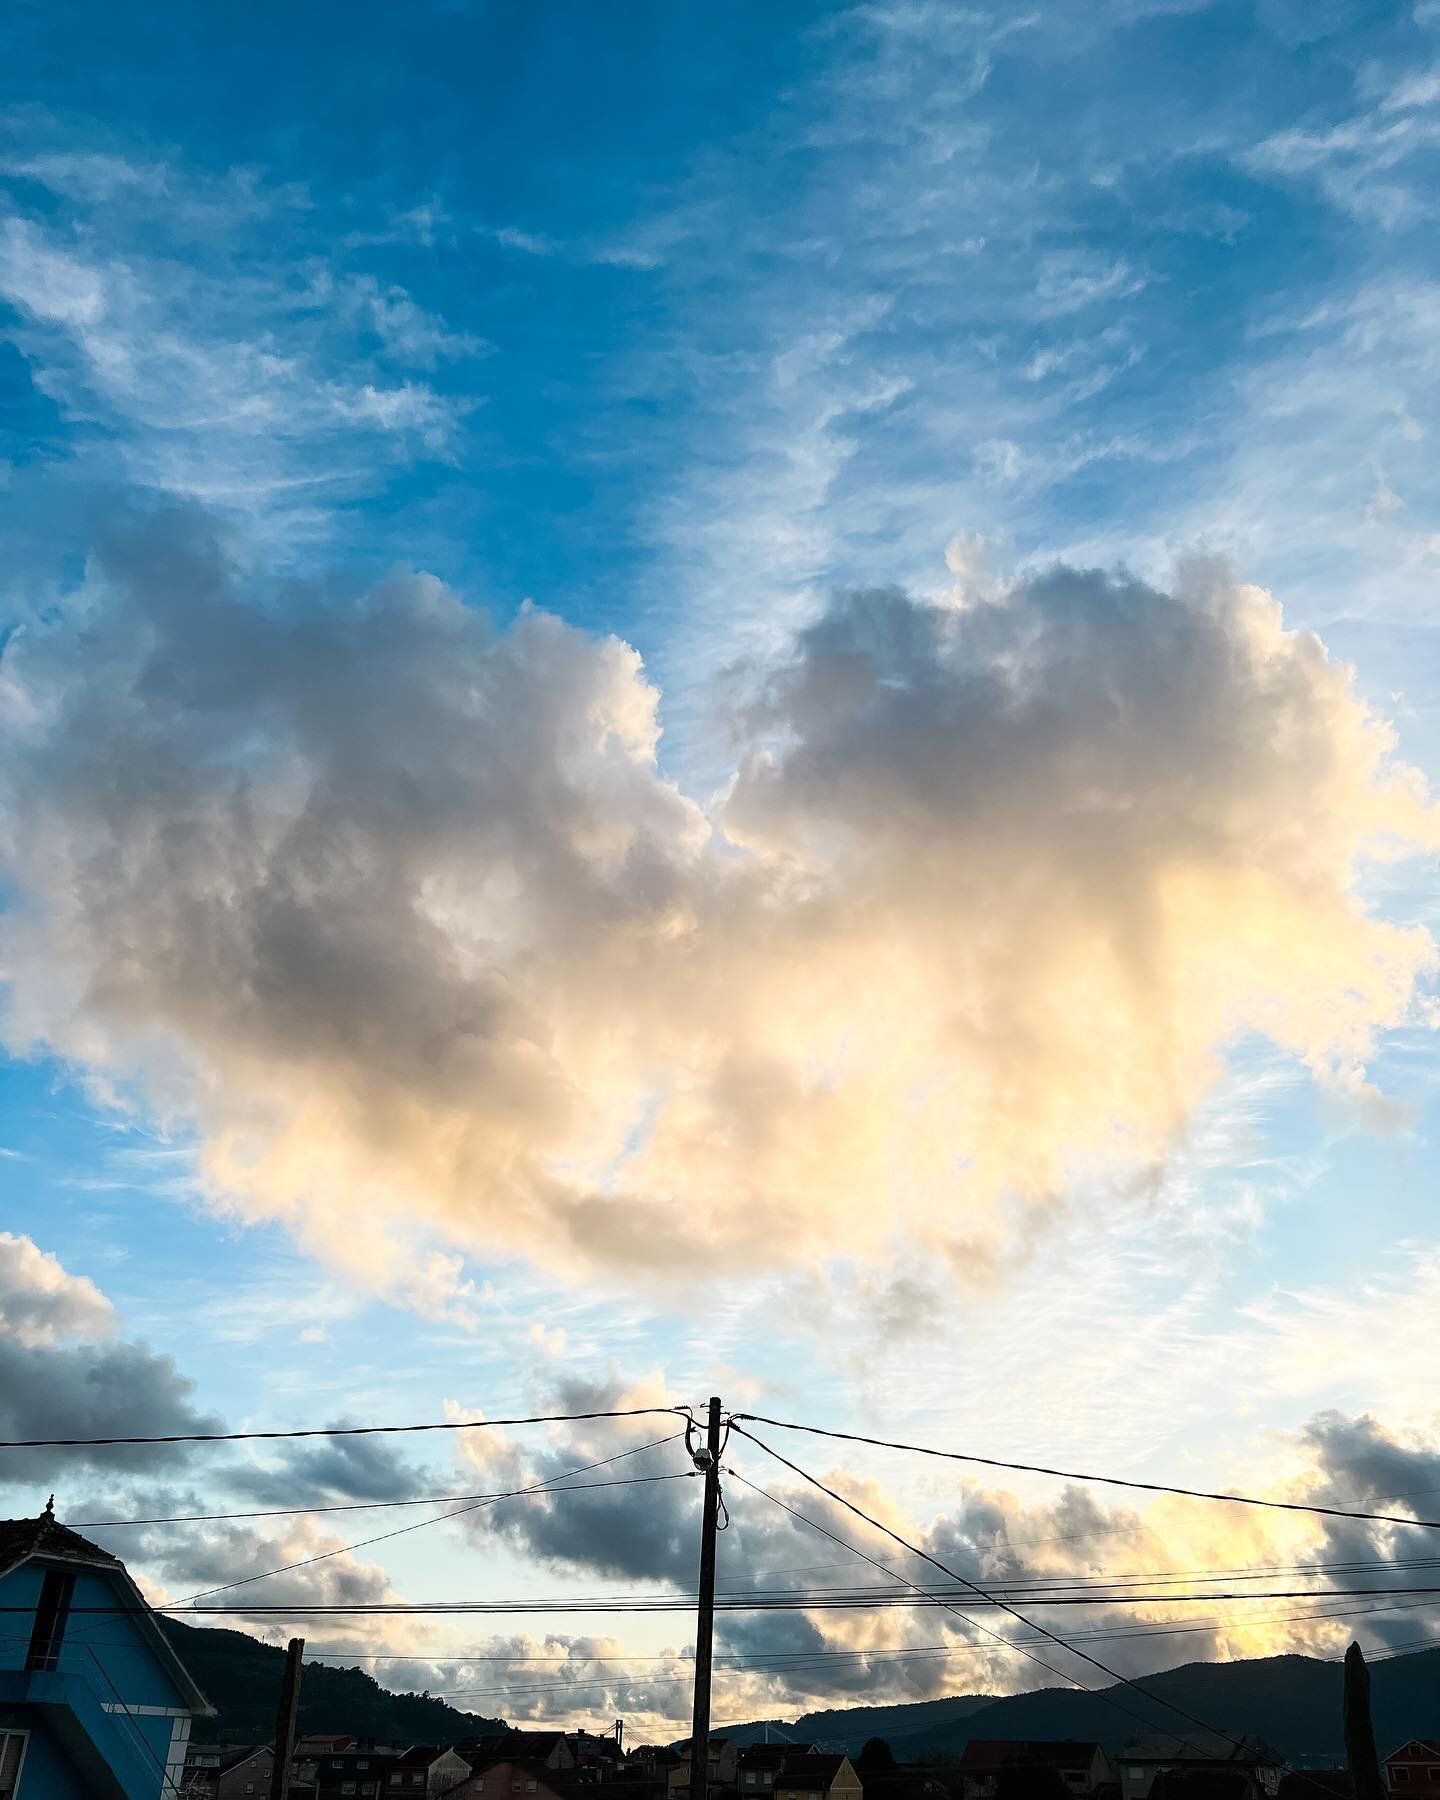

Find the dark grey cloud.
[{"left": 0, "top": 1231, "right": 222, "bottom": 1490}]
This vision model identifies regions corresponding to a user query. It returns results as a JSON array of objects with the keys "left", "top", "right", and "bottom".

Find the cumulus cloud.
[
  {"left": 0, "top": 1232, "right": 221, "bottom": 1483},
  {"left": 1, "top": 512, "right": 1436, "bottom": 1294}
]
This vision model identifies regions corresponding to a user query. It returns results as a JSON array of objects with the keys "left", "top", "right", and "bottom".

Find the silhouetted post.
[
  {"left": 687, "top": 1397, "right": 723, "bottom": 1800},
  {"left": 267, "top": 1637, "right": 304, "bottom": 1800},
  {"left": 1344, "top": 1640, "right": 1384, "bottom": 1800}
]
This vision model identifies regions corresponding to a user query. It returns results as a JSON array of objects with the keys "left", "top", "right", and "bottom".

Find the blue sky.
[{"left": 4, "top": 0, "right": 1440, "bottom": 1734}]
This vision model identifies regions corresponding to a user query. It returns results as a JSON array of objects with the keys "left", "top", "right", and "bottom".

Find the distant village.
[{"left": 177, "top": 1721, "right": 1421, "bottom": 1800}]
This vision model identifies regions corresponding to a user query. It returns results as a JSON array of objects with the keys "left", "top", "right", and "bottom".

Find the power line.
[
  {"left": 721, "top": 1462, "right": 1213, "bottom": 1760},
  {"left": 733, "top": 1413, "right": 1440, "bottom": 1535},
  {"left": 729, "top": 1422, "right": 1331, "bottom": 1786},
  {"left": 0, "top": 1404, "right": 686, "bottom": 1452},
  {"left": 29, "top": 1584, "right": 1440, "bottom": 1619},
  {"left": 68, "top": 1469, "right": 694, "bottom": 1529},
  {"left": 174, "top": 1432, "right": 688, "bottom": 1606}
]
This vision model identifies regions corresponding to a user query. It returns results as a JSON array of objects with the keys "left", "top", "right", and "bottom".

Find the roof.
[
  {"left": 960, "top": 1743, "right": 1101, "bottom": 1772},
  {"left": 1122, "top": 1736, "right": 1280, "bottom": 1766},
  {"left": 1387, "top": 1743, "right": 1440, "bottom": 1760},
  {"left": 0, "top": 1510, "right": 124, "bottom": 1578},
  {"left": 396, "top": 1745, "right": 458, "bottom": 1767},
  {"left": 739, "top": 1747, "right": 795, "bottom": 1770},
  {"left": 216, "top": 1745, "right": 273, "bottom": 1775},
  {"left": 775, "top": 1754, "right": 850, "bottom": 1787},
  {"left": 0, "top": 1507, "right": 214, "bottom": 1717},
  {"left": 466, "top": 1756, "right": 567, "bottom": 1787}
]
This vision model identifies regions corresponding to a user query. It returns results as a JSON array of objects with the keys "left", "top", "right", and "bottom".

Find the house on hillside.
[
  {"left": 771, "top": 1752, "right": 863, "bottom": 1800},
  {"left": 1385, "top": 1740, "right": 1440, "bottom": 1797},
  {"left": 1119, "top": 1734, "right": 1283, "bottom": 1800},
  {"left": 384, "top": 1745, "right": 473, "bottom": 1794},
  {"left": 960, "top": 1741, "right": 1112, "bottom": 1799},
  {"left": 0, "top": 1503, "right": 214, "bottom": 1798}
]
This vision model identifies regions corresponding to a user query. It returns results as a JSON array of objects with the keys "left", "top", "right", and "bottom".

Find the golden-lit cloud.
[{"left": 2, "top": 512, "right": 1436, "bottom": 1295}]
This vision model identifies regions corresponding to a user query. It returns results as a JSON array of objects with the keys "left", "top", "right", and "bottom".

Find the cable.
[
  {"left": 68, "top": 1469, "right": 694, "bottom": 1529},
  {"left": 28, "top": 1584, "right": 1440, "bottom": 1619},
  {"left": 734, "top": 1413, "right": 1440, "bottom": 1535},
  {"left": 729, "top": 1423, "right": 1328, "bottom": 1785},
  {"left": 173, "top": 1432, "right": 688, "bottom": 1606},
  {"left": 722, "top": 1462, "right": 1194, "bottom": 1750},
  {"left": 1, "top": 1404, "right": 686, "bottom": 1452}
]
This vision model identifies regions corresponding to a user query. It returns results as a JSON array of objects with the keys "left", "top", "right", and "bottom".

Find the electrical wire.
[
  {"left": 729, "top": 1423, "right": 1337, "bottom": 1791},
  {"left": 0, "top": 1404, "right": 686, "bottom": 1452},
  {"left": 67, "top": 1470, "right": 694, "bottom": 1529},
  {"left": 173, "top": 1431, "right": 688, "bottom": 1606},
  {"left": 733, "top": 1413, "right": 1440, "bottom": 1535}
]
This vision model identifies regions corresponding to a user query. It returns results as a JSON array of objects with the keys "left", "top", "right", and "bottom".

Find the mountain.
[
  {"left": 720, "top": 1696, "right": 998, "bottom": 1751},
  {"left": 160, "top": 1618, "right": 507, "bottom": 1747},
  {"left": 720, "top": 1647, "right": 1440, "bottom": 1765}
]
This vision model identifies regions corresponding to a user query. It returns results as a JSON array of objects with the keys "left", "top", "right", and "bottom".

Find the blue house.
[{"left": 0, "top": 1502, "right": 214, "bottom": 1797}]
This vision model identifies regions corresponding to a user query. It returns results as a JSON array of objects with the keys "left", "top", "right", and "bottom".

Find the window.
[
  {"left": 528, "top": 1781, "right": 538, "bottom": 1791},
  {"left": 1393, "top": 1773, "right": 1410, "bottom": 1786},
  {"left": 392, "top": 1780, "right": 403, "bottom": 1789},
  {"left": 343, "top": 1787, "right": 357, "bottom": 1797},
  {"left": 359, "top": 1761, "right": 370, "bottom": 1769},
  {"left": 0, "top": 1735, "right": 27, "bottom": 1800},
  {"left": 25, "top": 1570, "right": 76, "bottom": 1671}
]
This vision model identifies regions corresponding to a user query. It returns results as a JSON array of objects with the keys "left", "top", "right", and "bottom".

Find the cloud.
[
  {"left": 442, "top": 1374, "right": 1440, "bottom": 1717},
  {"left": 0, "top": 1232, "right": 222, "bottom": 1481},
  {"left": 0, "top": 1229, "right": 114, "bottom": 1345},
  {"left": 1, "top": 513, "right": 1436, "bottom": 1293},
  {"left": 0, "top": 160, "right": 477, "bottom": 527}
]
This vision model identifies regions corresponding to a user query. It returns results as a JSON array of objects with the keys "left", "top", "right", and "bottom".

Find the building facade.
[
  {"left": 0, "top": 1506, "right": 213, "bottom": 1799},
  {"left": 1385, "top": 1741, "right": 1440, "bottom": 1797},
  {"left": 1119, "top": 1735, "right": 1283, "bottom": 1800}
]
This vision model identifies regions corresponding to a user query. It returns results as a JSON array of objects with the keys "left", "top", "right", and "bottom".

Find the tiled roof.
[{"left": 0, "top": 1510, "right": 124, "bottom": 1577}]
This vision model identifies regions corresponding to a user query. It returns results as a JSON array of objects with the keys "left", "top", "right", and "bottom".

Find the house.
[
  {"left": 959, "top": 1742, "right": 1112, "bottom": 1799},
  {"left": 739, "top": 1746, "right": 817, "bottom": 1791},
  {"left": 0, "top": 1503, "right": 214, "bottom": 1798},
  {"left": 668, "top": 1737, "right": 740, "bottom": 1794},
  {"left": 462, "top": 1735, "right": 577, "bottom": 1774},
  {"left": 304, "top": 1746, "right": 398, "bottom": 1798},
  {"left": 384, "top": 1745, "right": 473, "bottom": 1795},
  {"left": 179, "top": 1741, "right": 275, "bottom": 1797},
  {"left": 1385, "top": 1741, "right": 1440, "bottom": 1797},
  {"left": 1119, "top": 1735, "right": 1283, "bottom": 1800},
  {"left": 770, "top": 1753, "right": 863, "bottom": 1800},
  {"left": 444, "top": 1755, "right": 574, "bottom": 1800}
]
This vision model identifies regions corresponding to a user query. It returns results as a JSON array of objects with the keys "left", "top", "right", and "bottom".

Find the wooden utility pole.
[
  {"left": 267, "top": 1637, "right": 305, "bottom": 1800},
  {"left": 687, "top": 1397, "right": 723, "bottom": 1800},
  {"left": 1344, "top": 1640, "right": 1385, "bottom": 1800}
]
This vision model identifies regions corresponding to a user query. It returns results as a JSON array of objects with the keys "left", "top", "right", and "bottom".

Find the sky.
[{"left": 4, "top": 0, "right": 1440, "bottom": 1744}]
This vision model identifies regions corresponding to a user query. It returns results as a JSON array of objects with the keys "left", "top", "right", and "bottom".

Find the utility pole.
[
  {"left": 267, "top": 1637, "right": 305, "bottom": 1800},
  {"left": 687, "top": 1397, "right": 723, "bottom": 1800},
  {"left": 1344, "top": 1640, "right": 1384, "bottom": 1800}
]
